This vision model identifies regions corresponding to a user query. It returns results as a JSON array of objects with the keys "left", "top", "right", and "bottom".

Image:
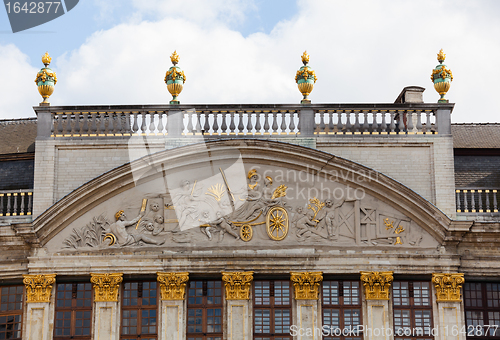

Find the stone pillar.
[
  {"left": 436, "top": 108, "right": 452, "bottom": 135},
  {"left": 157, "top": 272, "right": 189, "bottom": 340},
  {"left": 432, "top": 273, "right": 466, "bottom": 340},
  {"left": 22, "top": 274, "right": 56, "bottom": 340},
  {"left": 299, "top": 108, "right": 315, "bottom": 137},
  {"left": 90, "top": 273, "right": 123, "bottom": 340},
  {"left": 360, "top": 271, "right": 394, "bottom": 340},
  {"left": 222, "top": 271, "right": 254, "bottom": 340},
  {"left": 290, "top": 272, "right": 323, "bottom": 340},
  {"left": 34, "top": 107, "right": 52, "bottom": 139}
]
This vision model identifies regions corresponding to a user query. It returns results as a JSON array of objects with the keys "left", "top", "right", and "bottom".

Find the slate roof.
[
  {"left": 451, "top": 123, "right": 500, "bottom": 149},
  {"left": 0, "top": 118, "right": 37, "bottom": 155}
]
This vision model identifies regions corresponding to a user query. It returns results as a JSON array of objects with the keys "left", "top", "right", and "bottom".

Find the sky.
[{"left": 0, "top": 0, "right": 499, "bottom": 122}]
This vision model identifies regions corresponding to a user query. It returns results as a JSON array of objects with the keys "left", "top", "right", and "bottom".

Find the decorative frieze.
[
  {"left": 360, "top": 271, "right": 394, "bottom": 300},
  {"left": 23, "top": 274, "right": 56, "bottom": 303},
  {"left": 222, "top": 271, "right": 254, "bottom": 300},
  {"left": 290, "top": 272, "right": 323, "bottom": 299},
  {"left": 90, "top": 273, "right": 123, "bottom": 302},
  {"left": 157, "top": 272, "right": 189, "bottom": 300},
  {"left": 432, "top": 273, "right": 465, "bottom": 302}
]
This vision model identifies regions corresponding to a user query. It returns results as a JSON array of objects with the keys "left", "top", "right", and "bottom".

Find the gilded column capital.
[
  {"left": 90, "top": 273, "right": 123, "bottom": 302},
  {"left": 290, "top": 272, "right": 323, "bottom": 300},
  {"left": 222, "top": 271, "right": 254, "bottom": 300},
  {"left": 360, "top": 271, "right": 394, "bottom": 300},
  {"left": 157, "top": 272, "right": 189, "bottom": 300},
  {"left": 23, "top": 274, "right": 56, "bottom": 303},
  {"left": 432, "top": 273, "right": 465, "bottom": 302}
]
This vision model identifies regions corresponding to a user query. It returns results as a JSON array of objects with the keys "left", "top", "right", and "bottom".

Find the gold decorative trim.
[
  {"left": 90, "top": 273, "right": 123, "bottom": 302},
  {"left": 23, "top": 274, "right": 56, "bottom": 303},
  {"left": 432, "top": 273, "right": 465, "bottom": 302},
  {"left": 360, "top": 271, "right": 393, "bottom": 300},
  {"left": 290, "top": 272, "right": 323, "bottom": 300},
  {"left": 157, "top": 272, "right": 189, "bottom": 300},
  {"left": 222, "top": 271, "right": 254, "bottom": 300}
]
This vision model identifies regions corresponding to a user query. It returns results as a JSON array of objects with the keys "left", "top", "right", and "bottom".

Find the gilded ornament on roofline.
[
  {"left": 157, "top": 272, "right": 189, "bottom": 300},
  {"left": 432, "top": 273, "right": 464, "bottom": 302},
  {"left": 360, "top": 271, "right": 393, "bottom": 300},
  {"left": 222, "top": 271, "right": 254, "bottom": 300},
  {"left": 35, "top": 52, "right": 57, "bottom": 105},
  {"left": 165, "top": 50, "right": 186, "bottom": 104},
  {"left": 290, "top": 272, "right": 323, "bottom": 299},
  {"left": 23, "top": 274, "right": 56, "bottom": 303},
  {"left": 90, "top": 273, "right": 123, "bottom": 302},
  {"left": 431, "top": 49, "right": 453, "bottom": 103},
  {"left": 295, "top": 51, "right": 317, "bottom": 104}
]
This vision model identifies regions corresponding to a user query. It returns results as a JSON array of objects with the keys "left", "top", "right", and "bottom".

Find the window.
[
  {"left": 464, "top": 282, "right": 500, "bottom": 339},
  {"left": 121, "top": 281, "right": 158, "bottom": 340},
  {"left": 54, "top": 282, "right": 92, "bottom": 339},
  {"left": 253, "top": 280, "right": 291, "bottom": 340},
  {"left": 0, "top": 285, "right": 23, "bottom": 340},
  {"left": 187, "top": 280, "right": 223, "bottom": 340},
  {"left": 322, "top": 280, "right": 362, "bottom": 340},
  {"left": 393, "top": 281, "right": 432, "bottom": 340}
]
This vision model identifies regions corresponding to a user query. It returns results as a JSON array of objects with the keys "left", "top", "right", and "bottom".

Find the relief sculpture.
[{"left": 59, "top": 166, "right": 436, "bottom": 250}]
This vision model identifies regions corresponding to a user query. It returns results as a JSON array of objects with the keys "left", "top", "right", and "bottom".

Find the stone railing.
[
  {"left": 456, "top": 188, "right": 499, "bottom": 213},
  {"left": 33, "top": 103, "right": 454, "bottom": 138},
  {"left": 0, "top": 189, "right": 33, "bottom": 217}
]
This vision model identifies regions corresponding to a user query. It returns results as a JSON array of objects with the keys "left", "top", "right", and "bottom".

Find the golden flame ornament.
[
  {"left": 431, "top": 49, "right": 453, "bottom": 103},
  {"left": 35, "top": 52, "right": 57, "bottom": 105},
  {"left": 165, "top": 50, "right": 186, "bottom": 104},
  {"left": 295, "top": 51, "right": 317, "bottom": 104}
]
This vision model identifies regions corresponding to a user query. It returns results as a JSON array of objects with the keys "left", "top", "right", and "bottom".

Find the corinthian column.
[
  {"left": 432, "top": 273, "right": 466, "bottom": 340},
  {"left": 157, "top": 272, "right": 189, "bottom": 340},
  {"left": 23, "top": 274, "right": 56, "bottom": 340},
  {"left": 290, "top": 272, "right": 323, "bottom": 340},
  {"left": 222, "top": 271, "right": 254, "bottom": 340},
  {"left": 91, "top": 273, "right": 123, "bottom": 340}
]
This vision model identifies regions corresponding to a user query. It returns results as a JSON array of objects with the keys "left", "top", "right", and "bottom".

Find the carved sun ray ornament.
[
  {"left": 221, "top": 271, "right": 254, "bottom": 300},
  {"left": 90, "top": 273, "right": 123, "bottom": 302},
  {"left": 23, "top": 274, "right": 56, "bottom": 303},
  {"left": 290, "top": 272, "right": 323, "bottom": 299},
  {"left": 360, "top": 271, "right": 394, "bottom": 300},
  {"left": 432, "top": 273, "right": 465, "bottom": 302},
  {"left": 157, "top": 272, "right": 189, "bottom": 300}
]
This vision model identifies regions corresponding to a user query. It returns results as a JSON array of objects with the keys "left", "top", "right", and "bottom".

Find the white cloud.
[
  {"left": 3, "top": 0, "right": 500, "bottom": 122},
  {"left": 0, "top": 44, "right": 39, "bottom": 119}
]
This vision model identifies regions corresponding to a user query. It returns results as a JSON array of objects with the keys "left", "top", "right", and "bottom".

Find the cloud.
[
  {"left": 3, "top": 0, "right": 500, "bottom": 122},
  {"left": 0, "top": 44, "right": 39, "bottom": 119}
]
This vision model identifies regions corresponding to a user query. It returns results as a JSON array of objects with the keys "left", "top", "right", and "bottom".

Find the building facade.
[{"left": 0, "top": 86, "right": 499, "bottom": 340}]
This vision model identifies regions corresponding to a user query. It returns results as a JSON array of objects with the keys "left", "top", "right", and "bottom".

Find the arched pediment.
[{"left": 32, "top": 139, "right": 451, "bottom": 253}]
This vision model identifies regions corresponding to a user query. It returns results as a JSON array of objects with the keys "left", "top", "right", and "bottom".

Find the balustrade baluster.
[
  {"left": 471, "top": 190, "right": 476, "bottom": 212},
  {"left": 132, "top": 112, "right": 139, "bottom": 134},
  {"left": 229, "top": 112, "right": 236, "bottom": 135},
  {"left": 389, "top": 111, "right": 396, "bottom": 133},
  {"left": 20, "top": 193, "right": 25, "bottom": 215},
  {"left": 116, "top": 113, "right": 123, "bottom": 135},
  {"left": 319, "top": 111, "right": 326, "bottom": 134},
  {"left": 456, "top": 190, "right": 461, "bottom": 212},
  {"left": 280, "top": 111, "right": 287, "bottom": 135},
  {"left": 6, "top": 193, "right": 11, "bottom": 216},
  {"left": 353, "top": 110, "right": 360, "bottom": 133},
  {"left": 220, "top": 112, "right": 228, "bottom": 135},
  {"left": 82, "top": 113, "right": 89, "bottom": 135},
  {"left": 70, "top": 113, "right": 77, "bottom": 136},
  {"left": 463, "top": 190, "right": 469, "bottom": 212},
  {"left": 371, "top": 111, "right": 379, "bottom": 134},
  {"left": 407, "top": 111, "right": 414, "bottom": 133},
  {"left": 345, "top": 111, "right": 352, "bottom": 133},
  {"left": 494, "top": 190, "right": 498, "bottom": 212},
  {"left": 246, "top": 112, "right": 254, "bottom": 135},
  {"left": 0, "top": 194, "right": 3, "bottom": 216},
  {"left": 149, "top": 112, "right": 156, "bottom": 134},
  {"left": 157, "top": 112, "right": 164, "bottom": 135},
  {"left": 398, "top": 110, "right": 405, "bottom": 134},
  {"left": 288, "top": 111, "right": 296, "bottom": 134},
  {"left": 203, "top": 112, "right": 210, "bottom": 135},
  {"left": 108, "top": 112, "right": 115, "bottom": 135},
  {"left": 362, "top": 111, "right": 369, "bottom": 133},
  {"left": 57, "top": 113, "right": 64, "bottom": 135},
  {"left": 425, "top": 110, "right": 431, "bottom": 134},
  {"left": 433, "top": 110, "right": 438, "bottom": 133},
  {"left": 27, "top": 192, "right": 32, "bottom": 215},
  {"left": 485, "top": 190, "right": 491, "bottom": 212},
  {"left": 195, "top": 112, "right": 202, "bottom": 135},
  {"left": 12, "top": 193, "right": 18, "bottom": 216},
  {"left": 255, "top": 112, "right": 262, "bottom": 134},
  {"left": 328, "top": 111, "right": 335, "bottom": 134},
  {"left": 337, "top": 111, "right": 343, "bottom": 134},
  {"left": 99, "top": 112, "right": 106, "bottom": 135},
  {"left": 90, "top": 113, "right": 98, "bottom": 135},
  {"left": 272, "top": 112, "right": 279, "bottom": 135},
  {"left": 140, "top": 112, "right": 147, "bottom": 135},
  {"left": 238, "top": 112, "right": 245, "bottom": 135},
  {"left": 478, "top": 190, "right": 483, "bottom": 212},
  {"left": 380, "top": 111, "right": 387, "bottom": 133},
  {"left": 263, "top": 112, "right": 270, "bottom": 135},
  {"left": 212, "top": 112, "right": 219, "bottom": 135}
]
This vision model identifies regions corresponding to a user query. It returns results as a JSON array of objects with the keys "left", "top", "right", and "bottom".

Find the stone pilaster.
[
  {"left": 157, "top": 272, "right": 189, "bottom": 340},
  {"left": 22, "top": 274, "right": 56, "bottom": 340},
  {"left": 291, "top": 272, "right": 323, "bottom": 340},
  {"left": 91, "top": 273, "right": 123, "bottom": 340},
  {"left": 360, "top": 271, "right": 394, "bottom": 340},
  {"left": 432, "top": 273, "right": 466, "bottom": 340},
  {"left": 222, "top": 272, "right": 253, "bottom": 340}
]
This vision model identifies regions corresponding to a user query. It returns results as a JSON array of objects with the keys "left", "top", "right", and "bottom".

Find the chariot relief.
[{"left": 57, "top": 166, "right": 437, "bottom": 251}]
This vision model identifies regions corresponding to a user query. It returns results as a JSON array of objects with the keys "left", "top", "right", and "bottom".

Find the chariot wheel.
[
  {"left": 240, "top": 224, "right": 253, "bottom": 242},
  {"left": 104, "top": 233, "right": 116, "bottom": 246},
  {"left": 266, "top": 207, "right": 289, "bottom": 241}
]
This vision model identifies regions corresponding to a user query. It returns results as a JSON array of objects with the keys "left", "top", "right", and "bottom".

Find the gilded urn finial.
[
  {"left": 431, "top": 49, "right": 453, "bottom": 103},
  {"left": 35, "top": 52, "right": 57, "bottom": 106},
  {"left": 165, "top": 50, "right": 186, "bottom": 104},
  {"left": 295, "top": 51, "right": 317, "bottom": 104}
]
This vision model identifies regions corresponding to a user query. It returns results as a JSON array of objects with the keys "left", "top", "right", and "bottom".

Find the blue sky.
[{"left": 1, "top": 0, "right": 500, "bottom": 122}]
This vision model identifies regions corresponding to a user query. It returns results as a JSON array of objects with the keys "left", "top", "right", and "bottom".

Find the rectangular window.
[
  {"left": 54, "top": 282, "right": 92, "bottom": 340},
  {"left": 187, "top": 280, "right": 223, "bottom": 340},
  {"left": 464, "top": 282, "right": 500, "bottom": 339},
  {"left": 0, "top": 285, "right": 23, "bottom": 340},
  {"left": 322, "top": 280, "right": 362, "bottom": 340},
  {"left": 254, "top": 280, "right": 291, "bottom": 340},
  {"left": 121, "top": 281, "right": 157, "bottom": 340},
  {"left": 393, "top": 281, "right": 432, "bottom": 340}
]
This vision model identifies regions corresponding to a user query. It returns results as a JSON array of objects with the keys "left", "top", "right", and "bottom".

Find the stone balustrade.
[
  {"left": 0, "top": 189, "right": 33, "bottom": 217},
  {"left": 456, "top": 188, "right": 500, "bottom": 213},
  {"left": 33, "top": 103, "right": 454, "bottom": 138}
]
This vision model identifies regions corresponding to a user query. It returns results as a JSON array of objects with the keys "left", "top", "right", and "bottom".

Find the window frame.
[
  {"left": 464, "top": 282, "right": 500, "bottom": 340},
  {"left": 0, "top": 284, "right": 24, "bottom": 340}
]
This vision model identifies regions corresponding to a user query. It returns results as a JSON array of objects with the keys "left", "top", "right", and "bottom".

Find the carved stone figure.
[
  {"left": 105, "top": 210, "right": 165, "bottom": 246},
  {"left": 172, "top": 180, "right": 203, "bottom": 230},
  {"left": 294, "top": 208, "right": 317, "bottom": 240},
  {"left": 210, "top": 211, "right": 240, "bottom": 241}
]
